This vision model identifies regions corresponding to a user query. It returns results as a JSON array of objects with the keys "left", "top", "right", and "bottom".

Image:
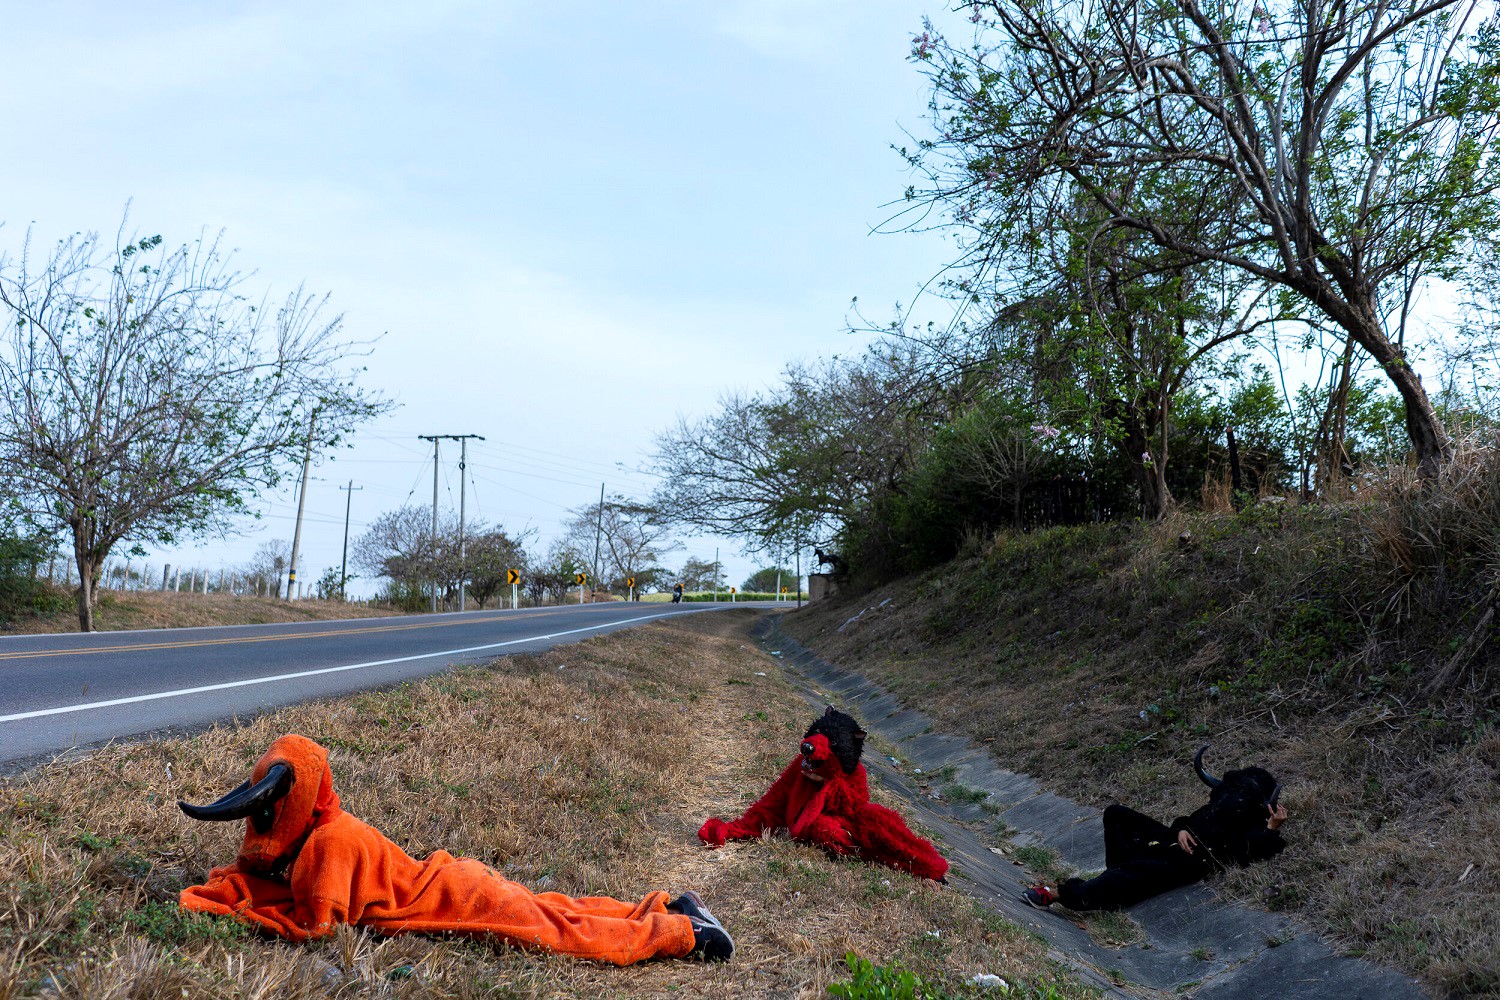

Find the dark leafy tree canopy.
[{"left": 904, "top": 0, "right": 1500, "bottom": 478}]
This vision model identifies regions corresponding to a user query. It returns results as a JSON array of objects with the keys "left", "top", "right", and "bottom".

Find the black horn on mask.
[
  {"left": 179, "top": 763, "right": 293, "bottom": 834},
  {"left": 1193, "top": 745, "right": 1223, "bottom": 789},
  {"left": 1267, "top": 783, "right": 1281, "bottom": 809}
]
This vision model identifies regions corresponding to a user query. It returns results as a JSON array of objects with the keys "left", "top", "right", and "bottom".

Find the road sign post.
[
  {"left": 507, "top": 569, "right": 520, "bottom": 610},
  {"left": 575, "top": 573, "right": 587, "bottom": 605},
  {"left": 730, "top": 587, "right": 737, "bottom": 603},
  {"left": 626, "top": 576, "right": 635, "bottom": 602}
]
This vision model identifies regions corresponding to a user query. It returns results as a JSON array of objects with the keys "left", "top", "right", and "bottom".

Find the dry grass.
[
  {"left": 783, "top": 491, "right": 1500, "bottom": 997},
  {"left": 0, "top": 611, "right": 1094, "bottom": 999},
  {"left": 0, "top": 590, "right": 399, "bottom": 636}
]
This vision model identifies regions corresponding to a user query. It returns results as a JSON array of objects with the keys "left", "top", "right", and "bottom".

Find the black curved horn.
[
  {"left": 1267, "top": 783, "right": 1281, "bottom": 809},
  {"left": 179, "top": 763, "right": 293, "bottom": 833},
  {"left": 1193, "top": 745, "right": 1223, "bottom": 789}
]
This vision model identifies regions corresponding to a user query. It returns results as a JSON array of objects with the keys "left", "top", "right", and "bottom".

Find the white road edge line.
[{"left": 0, "top": 607, "right": 727, "bottom": 724}]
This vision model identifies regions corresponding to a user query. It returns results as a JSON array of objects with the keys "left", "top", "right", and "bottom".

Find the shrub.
[
  {"left": 0, "top": 534, "right": 63, "bottom": 621},
  {"left": 828, "top": 953, "right": 950, "bottom": 1000}
]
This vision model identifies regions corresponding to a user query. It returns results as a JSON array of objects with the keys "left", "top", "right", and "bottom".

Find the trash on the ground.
[
  {"left": 754, "top": 671, "right": 767, "bottom": 676},
  {"left": 968, "top": 973, "right": 1009, "bottom": 990},
  {"left": 926, "top": 929, "right": 941, "bottom": 938}
]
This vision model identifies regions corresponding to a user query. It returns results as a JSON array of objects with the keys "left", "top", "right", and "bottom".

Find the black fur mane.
[{"left": 803, "top": 707, "right": 866, "bottom": 775}]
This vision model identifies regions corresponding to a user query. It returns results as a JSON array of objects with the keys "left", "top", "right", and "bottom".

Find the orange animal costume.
[{"left": 178, "top": 735, "right": 697, "bottom": 965}]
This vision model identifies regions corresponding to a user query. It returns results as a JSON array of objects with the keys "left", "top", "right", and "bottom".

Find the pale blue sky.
[{"left": 1, "top": 1, "right": 970, "bottom": 593}]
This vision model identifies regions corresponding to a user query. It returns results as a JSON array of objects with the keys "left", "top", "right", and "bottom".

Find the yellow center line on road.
[
  {"left": 0, "top": 606, "right": 727, "bottom": 724},
  {"left": 0, "top": 610, "right": 585, "bottom": 661}
]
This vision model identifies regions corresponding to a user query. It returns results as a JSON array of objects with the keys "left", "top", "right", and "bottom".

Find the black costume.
[{"left": 1058, "top": 752, "right": 1285, "bottom": 911}]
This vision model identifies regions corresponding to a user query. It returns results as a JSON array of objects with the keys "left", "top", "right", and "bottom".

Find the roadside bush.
[
  {"left": 375, "top": 579, "right": 431, "bottom": 613},
  {"left": 0, "top": 534, "right": 67, "bottom": 622},
  {"left": 1355, "top": 435, "right": 1500, "bottom": 692},
  {"left": 680, "top": 591, "right": 791, "bottom": 602},
  {"left": 842, "top": 397, "right": 1133, "bottom": 585}
]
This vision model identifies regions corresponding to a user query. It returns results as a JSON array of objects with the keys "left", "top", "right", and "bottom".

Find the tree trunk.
[
  {"left": 1324, "top": 291, "right": 1453, "bottom": 480},
  {"left": 1129, "top": 457, "right": 1172, "bottom": 519},
  {"left": 1390, "top": 359, "right": 1452, "bottom": 481},
  {"left": 73, "top": 549, "right": 96, "bottom": 632},
  {"left": 1112, "top": 408, "right": 1173, "bottom": 519}
]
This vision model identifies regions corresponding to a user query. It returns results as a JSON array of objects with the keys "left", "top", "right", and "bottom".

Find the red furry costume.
[
  {"left": 698, "top": 707, "right": 949, "bottom": 882},
  {"left": 178, "top": 735, "right": 697, "bottom": 965}
]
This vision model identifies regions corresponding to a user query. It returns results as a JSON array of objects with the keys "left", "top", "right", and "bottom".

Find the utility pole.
[
  {"left": 457, "top": 435, "right": 484, "bottom": 610},
  {"left": 420, "top": 436, "right": 440, "bottom": 612},
  {"left": 796, "top": 537, "right": 802, "bottom": 610},
  {"left": 339, "top": 480, "right": 363, "bottom": 602},
  {"left": 286, "top": 411, "right": 316, "bottom": 602},
  {"left": 714, "top": 546, "right": 720, "bottom": 603},
  {"left": 419, "top": 433, "right": 485, "bottom": 614},
  {"left": 591, "top": 482, "right": 605, "bottom": 599}
]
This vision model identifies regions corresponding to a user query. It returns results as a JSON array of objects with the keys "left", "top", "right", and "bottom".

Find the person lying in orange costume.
[{"left": 178, "top": 734, "right": 732, "bottom": 964}]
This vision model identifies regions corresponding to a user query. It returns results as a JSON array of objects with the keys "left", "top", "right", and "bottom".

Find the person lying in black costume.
[{"left": 1022, "top": 745, "right": 1288, "bottom": 911}]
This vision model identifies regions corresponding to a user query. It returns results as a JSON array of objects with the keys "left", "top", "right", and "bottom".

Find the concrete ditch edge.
[{"left": 754, "top": 616, "right": 1428, "bottom": 1000}]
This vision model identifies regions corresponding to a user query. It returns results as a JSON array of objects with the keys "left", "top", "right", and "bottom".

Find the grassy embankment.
[
  {"left": 0, "top": 589, "right": 399, "bottom": 636},
  {"left": 783, "top": 478, "right": 1500, "bottom": 997},
  {"left": 0, "top": 611, "right": 1095, "bottom": 999}
]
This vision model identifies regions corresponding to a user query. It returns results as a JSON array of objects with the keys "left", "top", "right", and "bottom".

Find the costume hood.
[
  {"left": 1193, "top": 744, "right": 1280, "bottom": 808},
  {"left": 180, "top": 734, "right": 342, "bottom": 874}
]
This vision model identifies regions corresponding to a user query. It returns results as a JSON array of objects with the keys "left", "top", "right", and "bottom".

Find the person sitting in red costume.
[
  {"left": 698, "top": 706, "right": 949, "bottom": 882},
  {"left": 178, "top": 734, "right": 733, "bottom": 964}
]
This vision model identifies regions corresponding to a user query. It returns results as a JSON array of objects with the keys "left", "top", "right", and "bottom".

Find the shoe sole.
[{"left": 1019, "top": 892, "right": 1052, "bottom": 909}]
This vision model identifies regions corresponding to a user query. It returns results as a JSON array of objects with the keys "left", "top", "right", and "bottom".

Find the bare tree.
[
  {"left": 649, "top": 342, "right": 975, "bottom": 548},
  {"left": 563, "top": 498, "right": 677, "bottom": 592},
  {"left": 240, "top": 539, "right": 291, "bottom": 598},
  {"left": 0, "top": 221, "right": 388, "bottom": 630},
  {"left": 909, "top": 0, "right": 1500, "bottom": 480},
  {"left": 352, "top": 505, "right": 443, "bottom": 592}
]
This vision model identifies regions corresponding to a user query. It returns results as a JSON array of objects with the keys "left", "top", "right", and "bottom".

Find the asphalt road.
[{"left": 0, "top": 602, "right": 765, "bottom": 769}]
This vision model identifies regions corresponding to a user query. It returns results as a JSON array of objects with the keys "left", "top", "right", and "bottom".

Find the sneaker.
[
  {"left": 687, "top": 917, "right": 735, "bottom": 962},
  {"left": 668, "top": 890, "right": 720, "bottom": 928},
  {"left": 1020, "top": 884, "right": 1057, "bottom": 909}
]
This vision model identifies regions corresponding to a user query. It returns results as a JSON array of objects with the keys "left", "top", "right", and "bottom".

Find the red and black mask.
[
  {"left": 801, "top": 705, "right": 867, "bottom": 777},
  {"left": 800, "top": 734, "right": 839, "bottom": 782}
]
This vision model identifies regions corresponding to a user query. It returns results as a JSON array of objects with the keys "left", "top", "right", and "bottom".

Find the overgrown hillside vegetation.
[{"left": 784, "top": 457, "right": 1500, "bottom": 997}]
